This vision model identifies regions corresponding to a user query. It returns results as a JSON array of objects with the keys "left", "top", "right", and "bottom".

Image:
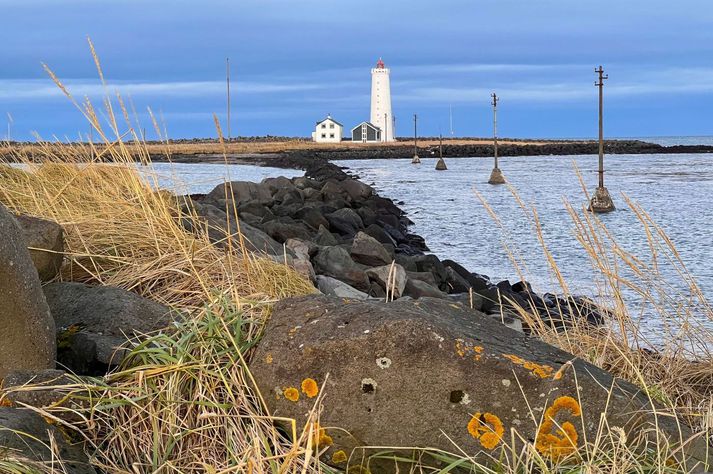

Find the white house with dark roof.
[
  {"left": 351, "top": 121, "right": 382, "bottom": 143},
  {"left": 312, "top": 115, "right": 343, "bottom": 143}
]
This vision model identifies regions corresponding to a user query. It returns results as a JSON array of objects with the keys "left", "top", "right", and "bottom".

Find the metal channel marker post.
[
  {"left": 435, "top": 134, "right": 447, "bottom": 170},
  {"left": 487, "top": 92, "right": 506, "bottom": 185},
  {"left": 589, "top": 66, "right": 615, "bottom": 213},
  {"left": 412, "top": 114, "right": 421, "bottom": 164}
]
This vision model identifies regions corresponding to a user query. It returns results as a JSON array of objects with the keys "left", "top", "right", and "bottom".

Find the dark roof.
[
  {"left": 315, "top": 116, "right": 343, "bottom": 127},
  {"left": 350, "top": 121, "right": 381, "bottom": 132}
]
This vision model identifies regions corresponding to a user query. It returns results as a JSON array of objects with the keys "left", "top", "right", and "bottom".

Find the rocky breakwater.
[{"left": 186, "top": 161, "right": 602, "bottom": 332}]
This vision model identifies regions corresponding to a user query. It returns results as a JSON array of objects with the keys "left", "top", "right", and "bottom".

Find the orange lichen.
[
  {"left": 535, "top": 396, "right": 581, "bottom": 461},
  {"left": 456, "top": 340, "right": 486, "bottom": 360},
  {"left": 503, "top": 354, "right": 556, "bottom": 379},
  {"left": 283, "top": 387, "right": 300, "bottom": 402},
  {"left": 332, "top": 449, "right": 348, "bottom": 464},
  {"left": 301, "top": 378, "right": 319, "bottom": 398},
  {"left": 310, "top": 423, "right": 333, "bottom": 448},
  {"left": 0, "top": 397, "right": 12, "bottom": 407},
  {"left": 467, "top": 412, "right": 504, "bottom": 450},
  {"left": 265, "top": 353, "right": 273, "bottom": 364}
]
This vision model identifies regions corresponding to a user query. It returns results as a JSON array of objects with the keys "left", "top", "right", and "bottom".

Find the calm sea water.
[{"left": 337, "top": 154, "right": 713, "bottom": 340}]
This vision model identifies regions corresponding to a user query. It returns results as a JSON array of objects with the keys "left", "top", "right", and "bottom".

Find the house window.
[
  {"left": 329, "top": 133, "right": 335, "bottom": 138},
  {"left": 329, "top": 124, "right": 334, "bottom": 129},
  {"left": 321, "top": 133, "right": 326, "bottom": 138},
  {"left": 321, "top": 124, "right": 326, "bottom": 129}
]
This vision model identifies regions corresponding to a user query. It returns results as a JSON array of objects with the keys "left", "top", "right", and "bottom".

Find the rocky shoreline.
[{"left": 184, "top": 159, "right": 604, "bottom": 332}]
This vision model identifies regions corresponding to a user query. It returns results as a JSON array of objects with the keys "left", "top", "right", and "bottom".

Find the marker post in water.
[
  {"left": 589, "top": 66, "right": 615, "bottom": 213},
  {"left": 412, "top": 114, "right": 420, "bottom": 164},
  {"left": 488, "top": 92, "right": 506, "bottom": 185},
  {"left": 435, "top": 134, "right": 447, "bottom": 170}
]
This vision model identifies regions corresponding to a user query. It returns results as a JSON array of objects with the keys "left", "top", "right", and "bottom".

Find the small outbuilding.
[
  {"left": 312, "top": 115, "right": 343, "bottom": 143},
  {"left": 351, "top": 121, "right": 382, "bottom": 143}
]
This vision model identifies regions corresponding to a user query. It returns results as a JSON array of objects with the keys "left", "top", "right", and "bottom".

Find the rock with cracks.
[{"left": 250, "top": 295, "right": 711, "bottom": 471}]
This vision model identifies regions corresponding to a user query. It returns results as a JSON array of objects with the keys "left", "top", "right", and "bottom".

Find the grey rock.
[
  {"left": 251, "top": 295, "right": 712, "bottom": 470},
  {"left": 207, "top": 181, "right": 272, "bottom": 207},
  {"left": 262, "top": 176, "right": 296, "bottom": 195},
  {"left": 314, "top": 225, "right": 338, "bottom": 246},
  {"left": 403, "top": 278, "right": 447, "bottom": 299},
  {"left": 350, "top": 232, "right": 392, "bottom": 267},
  {"left": 44, "top": 282, "right": 173, "bottom": 374},
  {"left": 0, "top": 407, "right": 95, "bottom": 473},
  {"left": 341, "top": 179, "right": 374, "bottom": 201},
  {"left": 15, "top": 214, "right": 64, "bottom": 282},
  {"left": 365, "top": 263, "right": 407, "bottom": 298},
  {"left": 326, "top": 208, "right": 364, "bottom": 236},
  {"left": 316, "top": 275, "right": 369, "bottom": 300},
  {"left": 313, "top": 246, "right": 370, "bottom": 291},
  {"left": 0, "top": 205, "right": 56, "bottom": 379}
]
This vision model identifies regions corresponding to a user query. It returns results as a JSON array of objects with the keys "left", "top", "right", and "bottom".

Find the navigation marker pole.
[
  {"left": 435, "top": 133, "right": 448, "bottom": 170},
  {"left": 412, "top": 114, "right": 421, "bottom": 164},
  {"left": 488, "top": 93, "right": 506, "bottom": 184},
  {"left": 226, "top": 57, "right": 232, "bottom": 141},
  {"left": 589, "top": 66, "right": 615, "bottom": 213}
]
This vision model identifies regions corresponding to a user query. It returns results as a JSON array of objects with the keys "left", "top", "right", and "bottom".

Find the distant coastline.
[{"left": 2, "top": 137, "right": 713, "bottom": 170}]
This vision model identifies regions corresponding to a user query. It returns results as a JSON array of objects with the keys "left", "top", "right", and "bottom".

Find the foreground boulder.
[
  {"left": 43, "top": 282, "right": 173, "bottom": 375},
  {"left": 0, "top": 407, "right": 94, "bottom": 473},
  {"left": 251, "top": 295, "right": 710, "bottom": 470},
  {"left": 15, "top": 214, "right": 64, "bottom": 281},
  {"left": 0, "top": 205, "right": 56, "bottom": 379}
]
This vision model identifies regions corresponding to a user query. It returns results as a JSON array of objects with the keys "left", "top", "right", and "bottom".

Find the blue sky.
[{"left": 1, "top": 0, "right": 712, "bottom": 141}]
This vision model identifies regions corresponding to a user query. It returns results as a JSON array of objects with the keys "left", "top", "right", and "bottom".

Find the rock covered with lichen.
[{"left": 250, "top": 295, "right": 711, "bottom": 471}]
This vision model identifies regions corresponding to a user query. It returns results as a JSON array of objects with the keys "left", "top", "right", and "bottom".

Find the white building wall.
[
  {"left": 370, "top": 65, "right": 395, "bottom": 142},
  {"left": 313, "top": 118, "right": 343, "bottom": 143}
]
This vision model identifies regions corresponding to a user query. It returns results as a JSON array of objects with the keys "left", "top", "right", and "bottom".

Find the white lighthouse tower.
[{"left": 370, "top": 58, "right": 395, "bottom": 142}]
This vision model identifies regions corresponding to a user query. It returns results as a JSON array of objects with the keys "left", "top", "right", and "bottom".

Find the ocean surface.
[{"left": 337, "top": 153, "right": 713, "bottom": 342}]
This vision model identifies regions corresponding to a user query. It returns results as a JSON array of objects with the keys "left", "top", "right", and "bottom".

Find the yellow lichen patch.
[
  {"left": 456, "top": 339, "right": 486, "bottom": 360},
  {"left": 309, "top": 423, "right": 333, "bottom": 449},
  {"left": 265, "top": 353, "right": 273, "bottom": 364},
  {"left": 535, "top": 396, "right": 581, "bottom": 461},
  {"left": 332, "top": 449, "right": 348, "bottom": 464},
  {"left": 467, "top": 412, "right": 504, "bottom": 450},
  {"left": 473, "top": 346, "right": 484, "bottom": 361},
  {"left": 283, "top": 387, "right": 300, "bottom": 402},
  {"left": 503, "top": 354, "right": 555, "bottom": 379},
  {"left": 301, "top": 378, "right": 319, "bottom": 398}
]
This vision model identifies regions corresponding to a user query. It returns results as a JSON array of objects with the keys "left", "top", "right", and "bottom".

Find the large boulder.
[
  {"left": 250, "top": 296, "right": 710, "bottom": 470},
  {"left": 350, "top": 232, "right": 392, "bottom": 267},
  {"left": 313, "top": 246, "right": 370, "bottom": 291},
  {"left": 43, "top": 282, "right": 173, "bottom": 375},
  {"left": 14, "top": 214, "right": 64, "bottom": 281},
  {"left": 0, "top": 206, "right": 56, "bottom": 379},
  {"left": 0, "top": 407, "right": 95, "bottom": 473}
]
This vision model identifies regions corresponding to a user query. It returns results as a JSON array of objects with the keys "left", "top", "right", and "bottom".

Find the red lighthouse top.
[{"left": 376, "top": 58, "right": 385, "bottom": 69}]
